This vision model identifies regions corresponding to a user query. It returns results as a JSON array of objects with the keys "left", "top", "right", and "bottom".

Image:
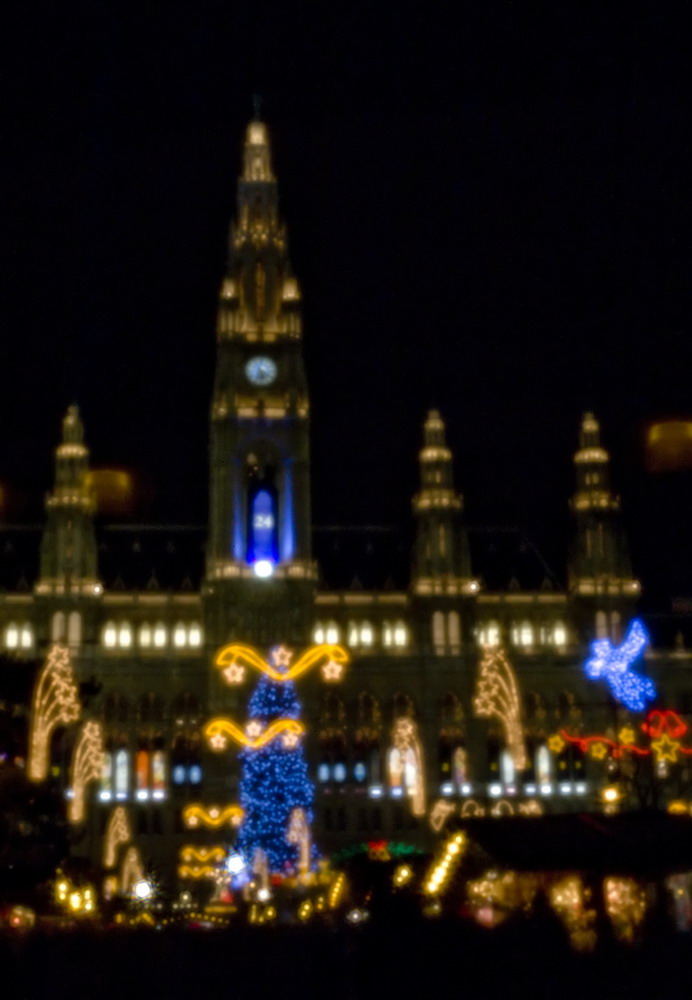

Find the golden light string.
[
  {"left": 473, "top": 647, "right": 527, "bottom": 770},
  {"left": 214, "top": 642, "right": 349, "bottom": 685},
  {"left": 205, "top": 717, "right": 305, "bottom": 752},
  {"left": 28, "top": 644, "right": 81, "bottom": 781},
  {"left": 68, "top": 721, "right": 105, "bottom": 824},
  {"left": 103, "top": 806, "right": 131, "bottom": 867}
]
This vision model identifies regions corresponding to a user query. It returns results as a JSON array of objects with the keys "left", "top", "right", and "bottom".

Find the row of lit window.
[
  {"left": 476, "top": 621, "right": 569, "bottom": 648},
  {"left": 312, "top": 621, "right": 409, "bottom": 648},
  {"left": 98, "top": 749, "right": 203, "bottom": 802},
  {"left": 3, "top": 623, "right": 34, "bottom": 650},
  {"left": 101, "top": 622, "right": 203, "bottom": 650}
]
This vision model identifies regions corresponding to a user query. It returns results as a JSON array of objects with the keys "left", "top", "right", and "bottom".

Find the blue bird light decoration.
[{"left": 583, "top": 618, "right": 655, "bottom": 712}]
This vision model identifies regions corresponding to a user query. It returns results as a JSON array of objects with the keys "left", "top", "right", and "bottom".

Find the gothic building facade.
[{"left": 1, "top": 120, "right": 689, "bottom": 888}]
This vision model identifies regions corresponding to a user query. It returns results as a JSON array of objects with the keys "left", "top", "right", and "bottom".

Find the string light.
[
  {"left": 583, "top": 618, "right": 655, "bottom": 711},
  {"left": 423, "top": 832, "right": 466, "bottom": 897},
  {"left": 473, "top": 646, "right": 527, "bottom": 769},
  {"left": 182, "top": 803, "right": 244, "bottom": 828},
  {"left": 103, "top": 806, "right": 131, "bottom": 867},
  {"left": 205, "top": 716, "right": 305, "bottom": 752},
  {"left": 28, "top": 643, "right": 81, "bottom": 781},
  {"left": 68, "top": 721, "right": 104, "bottom": 824},
  {"left": 328, "top": 872, "right": 346, "bottom": 909},
  {"left": 604, "top": 877, "right": 646, "bottom": 944},
  {"left": 179, "top": 846, "right": 226, "bottom": 864},
  {"left": 214, "top": 642, "right": 350, "bottom": 685}
]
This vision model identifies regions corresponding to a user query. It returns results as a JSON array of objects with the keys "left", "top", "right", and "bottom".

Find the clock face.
[{"left": 245, "top": 356, "right": 277, "bottom": 386}]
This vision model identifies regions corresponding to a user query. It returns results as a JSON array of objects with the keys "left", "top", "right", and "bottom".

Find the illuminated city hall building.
[{"left": 1, "top": 119, "right": 689, "bottom": 884}]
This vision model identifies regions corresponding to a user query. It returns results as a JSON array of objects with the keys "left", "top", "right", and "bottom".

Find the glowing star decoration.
[
  {"left": 103, "top": 806, "right": 131, "bottom": 868},
  {"left": 618, "top": 726, "right": 637, "bottom": 746},
  {"left": 282, "top": 731, "right": 299, "bottom": 749},
  {"left": 179, "top": 846, "right": 226, "bottom": 864},
  {"left": 246, "top": 720, "right": 264, "bottom": 739},
  {"left": 205, "top": 717, "right": 305, "bottom": 752},
  {"left": 214, "top": 642, "right": 350, "bottom": 685},
  {"left": 286, "top": 807, "right": 311, "bottom": 879},
  {"left": 548, "top": 733, "right": 566, "bottom": 754},
  {"left": 68, "top": 721, "right": 105, "bottom": 824},
  {"left": 388, "top": 717, "right": 426, "bottom": 816},
  {"left": 583, "top": 618, "right": 655, "bottom": 711},
  {"left": 182, "top": 804, "right": 244, "bottom": 829},
  {"left": 429, "top": 799, "right": 456, "bottom": 833},
  {"left": 590, "top": 742, "right": 608, "bottom": 760},
  {"left": 28, "top": 643, "right": 81, "bottom": 782},
  {"left": 321, "top": 660, "right": 343, "bottom": 682},
  {"left": 651, "top": 733, "right": 681, "bottom": 764},
  {"left": 473, "top": 647, "right": 527, "bottom": 770}
]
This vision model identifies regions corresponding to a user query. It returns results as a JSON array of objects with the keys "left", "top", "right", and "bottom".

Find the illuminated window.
[
  {"left": 333, "top": 762, "right": 347, "bottom": 783},
  {"left": 453, "top": 745, "right": 468, "bottom": 785},
  {"left": 500, "top": 750, "right": 515, "bottom": 785},
  {"left": 118, "top": 622, "right": 132, "bottom": 648},
  {"left": 52, "top": 611, "right": 65, "bottom": 642},
  {"left": 139, "top": 623, "right": 152, "bottom": 648},
  {"left": 478, "top": 621, "right": 500, "bottom": 647},
  {"left": 114, "top": 749, "right": 129, "bottom": 799},
  {"left": 432, "top": 611, "right": 445, "bottom": 654},
  {"left": 103, "top": 622, "right": 117, "bottom": 648},
  {"left": 152, "top": 751, "right": 166, "bottom": 794},
  {"left": 595, "top": 610, "right": 608, "bottom": 638},
  {"left": 136, "top": 750, "right": 150, "bottom": 794},
  {"left": 383, "top": 622, "right": 393, "bottom": 647},
  {"left": 347, "top": 622, "right": 359, "bottom": 646},
  {"left": 359, "top": 622, "right": 374, "bottom": 646},
  {"left": 448, "top": 611, "right": 461, "bottom": 652},
  {"left": 536, "top": 745, "right": 552, "bottom": 784},
  {"left": 67, "top": 611, "right": 81, "bottom": 648},
  {"left": 153, "top": 623, "right": 167, "bottom": 648},
  {"left": 393, "top": 621, "right": 408, "bottom": 647},
  {"left": 312, "top": 623, "right": 325, "bottom": 644},
  {"left": 189, "top": 763, "right": 202, "bottom": 785},
  {"left": 325, "top": 621, "right": 340, "bottom": 644},
  {"left": 317, "top": 763, "right": 330, "bottom": 782},
  {"left": 511, "top": 622, "right": 534, "bottom": 647},
  {"left": 100, "top": 752, "right": 113, "bottom": 798},
  {"left": 188, "top": 623, "right": 202, "bottom": 647},
  {"left": 5, "top": 623, "right": 19, "bottom": 649},
  {"left": 173, "top": 623, "right": 187, "bottom": 648},
  {"left": 552, "top": 622, "right": 567, "bottom": 647},
  {"left": 20, "top": 623, "right": 33, "bottom": 649}
]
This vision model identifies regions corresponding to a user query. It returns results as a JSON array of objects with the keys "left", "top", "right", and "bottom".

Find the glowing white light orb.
[
  {"left": 253, "top": 559, "right": 274, "bottom": 578},
  {"left": 133, "top": 879, "right": 153, "bottom": 900},
  {"left": 257, "top": 887, "right": 271, "bottom": 902},
  {"left": 227, "top": 853, "right": 246, "bottom": 875}
]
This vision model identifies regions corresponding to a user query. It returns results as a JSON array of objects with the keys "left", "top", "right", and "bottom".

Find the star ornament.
[
  {"left": 651, "top": 733, "right": 681, "bottom": 764},
  {"left": 618, "top": 726, "right": 636, "bottom": 746},
  {"left": 209, "top": 732, "right": 228, "bottom": 751},
  {"left": 322, "top": 659, "right": 343, "bottom": 682},
  {"left": 246, "top": 720, "right": 263, "bottom": 740},
  {"left": 548, "top": 734, "right": 566, "bottom": 754},
  {"left": 270, "top": 645, "right": 293, "bottom": 670},
  {"left": 590, "top": 742, "right": 608, "bottom": 761},
  {"left": 222, "top": 664, "right": 245, "bottom": 685},
  {"left": 282, "top": 732, "right": 299, "bottom": 749}
]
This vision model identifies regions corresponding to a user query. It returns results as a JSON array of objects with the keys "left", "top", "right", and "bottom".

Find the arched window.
[
  {"left": 188, "top": 623, "right": 202, "bottom": 647},
  {"left": 393, "top": 621, "right": 408, "bottom": 647},
  {"left": 382, "top": 622, "right": 393, "bottom": 647},
  {"left": 432, "top": 611, "right": 445, "bottom": 654},
  {"left": 453, "top": 745, "right": 469, "bottom": 785},
  {"left": 347, "top": 622, "right": 359, "bottom": 646},
  {"left": 325, "top": 621, "right": 340, "bottom": 644},
  {"left": 595, "top": 610, "right": 608, "bottom": 638},
  {"left": 67, "top": 611, "right": 81, "bottom": 648},
  {"left": 151, "top": 750, "right": 166, "bottom": 798},
  {"left": 139, "top": 623, "right": 152, "bottom": 648},
  {"left": 512, "top": 621, "right": 533, "bottom": 647},
  {"left": 135, "top": 750, "right": 150, "bottom": 799},
  {"left": 447, "top": 611, "right": 461, "bottom": 653},
  {"left": 552, "top": 621, "right": 567, "bottom": 647},
  {"left": 102, "top": 621, "right": 117, "bottom": 648},
  {"left": 5, "top": 623, "right": 19, "bottom": 649},
  {"left": 52, "top": 611, "right": 66, "bottom": 642},
  {"left": 114, "top": 749, "right": 129, "bottom": 799},
  {"left": 500, "top": 749, "right": 515, "bottom": 785},
  {"left": 479, "top": 621, "right": 500, "bottom": 647},
  {"left": 312, "top": 623, "right": 325, "bottom": 644},
  {"left": 20, "top": 623, "right": 33, "bottom": 650},
  {"left": 536, "top": 745, "right": 552, "bottom": 785},
  {"left": 118, "top": 622, "right": 132, "bottom": 648},
  {"left": 359, "top": 622, "right": 374, "bottom": 646},
  {"left": 173, "top": 623, "right": 187, "bottom": 648},
  {"left": 100, "top": 751, "right": 113, "bottom": 801},
  {"left": 153, "top": 622, "right": 166, "bottom": 648}
]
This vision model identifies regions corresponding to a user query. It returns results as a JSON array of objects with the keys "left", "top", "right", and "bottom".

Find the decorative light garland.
[
  {"left": 103, "top": 806, "right": 131, "bottom": 867},
  {"left": 205, "top": 717, "right": 306, "bottom": 752},
  {"left": 473, "top": 646, "right": 527, "bottom": 769},
  {"left": 423, "top": 832, "right": 466, "bottom": 896},
  {"left": 182, "top": 803, "right": 244, "bottom": 828},
  {"left": 68, "top": 721, "right": 104, "bottom": 824},
  {"left": 583, "top": 618, "right": 655, "bottom": 711},
  {"left": 214, "top": 642, "right": 349, "bottom": 686},
  {"left": 555, "top": 708, "right": 692, "bottom": 765},
  {"left": 28, "top": 644, "right": 81, "bottom": 781},
  {"left": 179, "top": 846, "right": 226, "bottom": 864}
]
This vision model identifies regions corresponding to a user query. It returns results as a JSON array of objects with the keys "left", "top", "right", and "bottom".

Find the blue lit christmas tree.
[{"left": 236, "top": 665, "right": 315, "bottom": 874}]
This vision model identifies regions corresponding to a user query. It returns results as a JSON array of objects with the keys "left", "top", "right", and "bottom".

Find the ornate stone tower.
[
  {"left": 35, "top": 405, "right": 102, "bottom": 646},
  {"left": 411, "top": 410, "right": 476, "bottom": 654},
  {"left": 568, "top": 411, "right": 639, "bottom": 641},
  {"left": 204, "top": 119, "right": 315, "bottom": 646}
]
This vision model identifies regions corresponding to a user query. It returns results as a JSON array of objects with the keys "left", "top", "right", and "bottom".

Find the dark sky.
[{"left": 1, "top": 3, "right": 691, "bottom": 604}]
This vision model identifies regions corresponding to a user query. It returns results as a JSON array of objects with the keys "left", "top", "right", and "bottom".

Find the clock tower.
[{"left": 204, "top": 119, "right": 316, "bottom": 646}]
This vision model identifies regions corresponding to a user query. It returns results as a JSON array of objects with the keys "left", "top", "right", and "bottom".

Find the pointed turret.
[
  {"left": 568, "top": 412, "right": 639, "bottom": 637},
  {"left": 412, "top": 410, "right": 474, "bottom": 594}
]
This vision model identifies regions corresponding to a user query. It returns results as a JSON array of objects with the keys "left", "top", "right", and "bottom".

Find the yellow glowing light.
[
  {"left": 668, "top": 800, "right": 689, "bottom": 815},
  {"left": 618, "top": 726, "right": 636, "bottom": 746},
  {"left": 651, "top": 732, "right": 681, "bottom": 763},
  {"left": 328, "top": 872, "right": 347, "bottom": 909},
  {"left": 389, "top": 717, "right": 426, "bottom": 816},
  {"left": 423, "top": 832, "right": 466, "bottom": 897},
  {"left": 604, "top": 877, "right": 647, "bottom": 944},
  {"left": 205, "top": 716, "right": 305, "bottom": 752},
  {"left": 473, "top": 647, "right": 527, "bottom": 770},
  {"left": 589, "top": 742, "right": 608, "bottom": 760},
  {"left": 178, "top": 865, "right": 217, "bottom": 880},
  {"left": 547, "top": 733, "right": 566, "bottom": 754},
  {"left": 429, "top": 799, "right": 456, "bottom": 832},
  {"left": 602, "top": 786, "right": 620, "bottom": 804},
  {"left": 28, "top": 644, "right": 81, "bottom": 782},
  {"left": 393, "top": 865, "right": 413, "bottom": 887},
  {"left": 182, "top": 804, "right": 244, "bottom": 829},
  {"left": 69, "top": 891, "right": 82, "bottom": 912},
  {"left": 297, "top": 900, "right": 313, "bottom": 922},
  {"left": 68, "top": 721, "right": 105, "bottom": 824},
  {"left": 214, "top": 642, "right": 350, "bottom": 685},
  {"left": 103, "top": 806, "right": 131, "bottom": 867},
  {"left": 179, "top": 846, "right": 226, "bottom": 864}
]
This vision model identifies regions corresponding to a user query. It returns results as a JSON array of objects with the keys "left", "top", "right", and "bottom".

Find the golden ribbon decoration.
[
  {"left": 205, "top": 716, "right": 306, "bottom": 751},
  {"left": 214, "top": 642, "right": 349, "bottom": 684}
]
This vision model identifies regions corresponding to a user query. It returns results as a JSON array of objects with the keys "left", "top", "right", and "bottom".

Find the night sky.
[{"left": 1, "top": 3, "right": 691, "bottom": 606}]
